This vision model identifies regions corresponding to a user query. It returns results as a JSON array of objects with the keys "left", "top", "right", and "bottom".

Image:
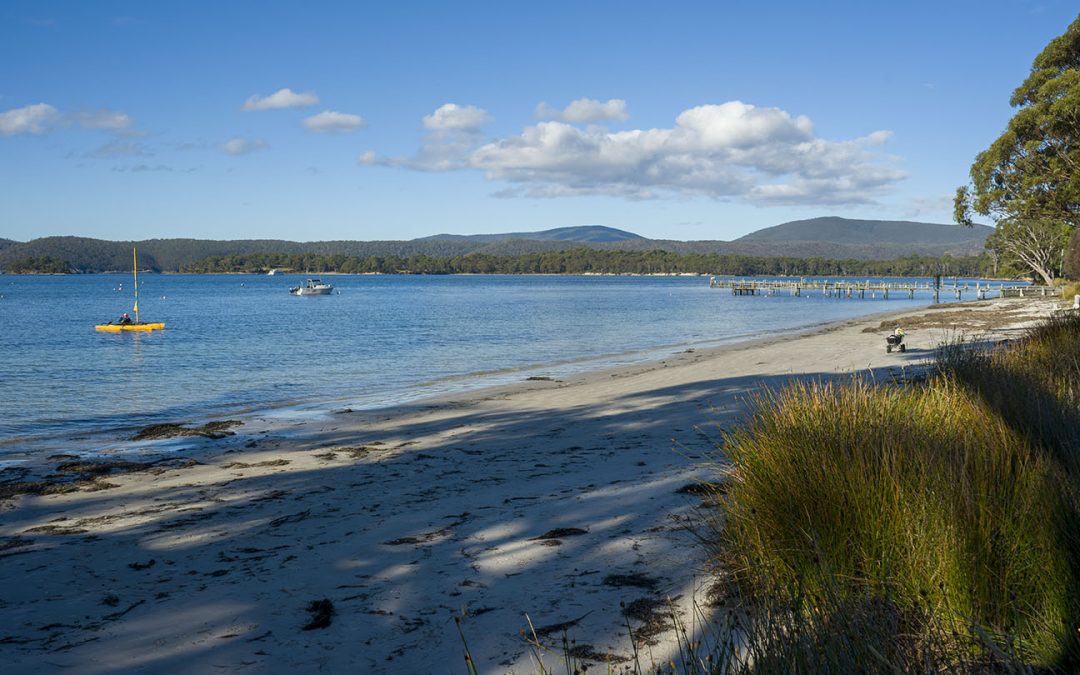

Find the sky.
[{"left": 1, "top": 1, "right": 1077, "bottom": 243}]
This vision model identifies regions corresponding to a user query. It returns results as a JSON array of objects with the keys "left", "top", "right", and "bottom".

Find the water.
[{"left": 0, "top": 274, "right": 991, "bottom": 458}]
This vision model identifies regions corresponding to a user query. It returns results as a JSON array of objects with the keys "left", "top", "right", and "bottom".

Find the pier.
[{"left": 709, "top": 278, "right": 1061, "bottom": 302}]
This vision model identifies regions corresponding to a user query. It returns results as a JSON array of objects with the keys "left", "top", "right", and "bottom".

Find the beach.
[{"left": 0, "top": 298, "right": 1060, "bottom": 674}]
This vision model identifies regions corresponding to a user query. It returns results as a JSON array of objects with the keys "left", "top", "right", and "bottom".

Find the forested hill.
[
  {"left": 416, "top": 225, "right": 645, "bottom": 243},
  {"left": 0, "top": 236, "right": 482, "bottom": 273},
  {"left": 0, "top": 218, "right": 993, "bottom": 273},
  {"left": 737, "top": 216, "right": 994, "bottom": 246}
]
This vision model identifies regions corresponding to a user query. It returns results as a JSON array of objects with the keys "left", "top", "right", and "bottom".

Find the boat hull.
[
  {"left": 95, "top": 323, "right": 165, "bottom": 332},
  {"left": 290, "top": 288, "right": 333, "bottom": 295}
]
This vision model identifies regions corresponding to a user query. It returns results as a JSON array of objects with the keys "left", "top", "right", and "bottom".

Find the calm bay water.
[{"left": 0, "top": 274, "right": 983, "bottom": 457}]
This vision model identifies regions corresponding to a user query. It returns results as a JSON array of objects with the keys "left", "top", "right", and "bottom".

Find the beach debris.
[
  {"left": 302, "top": 599, "right": 334, "bottom": 630},
  {"left": 101, "top": 594, "right": 120, "bottom": 607},
  {"left": 674, "top": 480, "right": 725, "bottom": 496},
  {"left": 102, "top": 599, "right": 146, "bottom": 622},
  {"left": 532, "top": 611, "right": 593, "bottom": 637},
  {"left": 222, "top": 459, "right": 290, "bottom": 469},
  {"left": 533, "top": 527, "right": 587, "bottom": 540},
  {"left": 602, "top": 573, "right": 659, "bottom": 590},
  {"left": 24, "top": 523, "right": 88, "bottom": 535},
  {"left": 127, "top": 559, "right": 156, "bottom": 571},
  {"left": 132, "top": 420, "right": 242, "bottom": 441},
  {"left": 383, "top": 528, "right": 448, "bottom": 546},
  {"left": 56, "top": 460, "right": 152, "bottom": 477},
  {"left": 0, "top": 457, "right": 203, "bottom": 502},
  {"left": 0, "top": 537, "right": 34, "bottom": 554},
  {"left": 268, "top": 510, "right": 311, "bottom": 528},
  {"left": 564, "top": 643, "right": 629, "bottom": 664}
]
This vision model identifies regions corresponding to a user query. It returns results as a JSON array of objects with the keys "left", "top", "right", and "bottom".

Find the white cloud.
[
  {"left": 242, "top": 88, "right": 319, "bottom": 111},
  {"left": 2, "top": 103, "right": 140, "bottom": 137},
  {"left": 371, "top": 100, "right": 905, "bottom": 207},
  {"left": 0, "top": 103, "right": 62, "bottom": 135},
  {"left": 422, "top": 103, "right": 492, "bottom": 131},
  {"left": 535, "top": 98, "right": 629, "bottom": 123},
  {"left": 74, "top": 110, "right": 134, "bottom": 132},
  {"left": 223, "top": 137, "right": 269, "bottom": 155},
  {"left": 303, "top": 110, "right": 366, "bottom": 133},
  {"left": 901, "top": 194, "right": 955, "bottom": 219}
]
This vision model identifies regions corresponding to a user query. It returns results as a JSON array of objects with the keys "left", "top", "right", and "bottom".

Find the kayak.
[
  {"left": 95, "top": 322, "right": 165, "bottom": 332},
  {"left": 96, "top": 247, "right": 166, "bottom": 332}
]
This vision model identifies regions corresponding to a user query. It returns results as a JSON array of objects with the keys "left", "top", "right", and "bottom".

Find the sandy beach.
[{"left": 0, "top": 298, "right": 1061, "bottom": 674}]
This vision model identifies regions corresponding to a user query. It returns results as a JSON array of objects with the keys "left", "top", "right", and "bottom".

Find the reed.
[{"left": 714, "top": 312, "right": 1080, "bottom": 669}]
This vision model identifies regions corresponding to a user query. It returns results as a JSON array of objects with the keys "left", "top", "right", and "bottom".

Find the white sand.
[{"left": 0, "top": 299, "right": 1059, "bottom": 674}]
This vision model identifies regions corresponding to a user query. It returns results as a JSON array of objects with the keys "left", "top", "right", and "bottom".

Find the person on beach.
[{"left": 118, "top": 312, "right": 133, "bottom": 325}]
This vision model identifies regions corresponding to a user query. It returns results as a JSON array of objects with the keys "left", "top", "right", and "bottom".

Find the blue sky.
[{"left": 1, "top": 1, "right": 1076, "bottom": 242}]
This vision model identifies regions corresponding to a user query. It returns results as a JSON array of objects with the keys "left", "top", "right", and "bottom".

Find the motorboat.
[{"left": 290, "top": 279, "right": 334, "bottom": 295}]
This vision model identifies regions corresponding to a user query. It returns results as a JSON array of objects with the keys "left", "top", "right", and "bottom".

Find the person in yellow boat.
[{"left": 118, "top": 312, "right": 133, "bottom": 325}]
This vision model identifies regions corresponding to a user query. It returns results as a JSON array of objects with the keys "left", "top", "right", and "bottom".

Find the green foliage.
[
  {"left": 180, "top": 248, "right": 991, "bottom": 278},
  {"left": 717, "top": 314, "right": 1080, "bottom": 668},
  {"left": 956, "top": 14, "right": 1080, "bottom": 284},
  {"left": 5, "top": 256, "right": 71, "bottom": 273},
  {"left": 0, "top": 220, "right": 993, "bottom": 274}
]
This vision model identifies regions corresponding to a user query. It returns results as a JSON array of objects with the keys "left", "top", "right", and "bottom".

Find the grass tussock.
[{"left": 717, "top": 311, "right": 1080, "bottom": 670}]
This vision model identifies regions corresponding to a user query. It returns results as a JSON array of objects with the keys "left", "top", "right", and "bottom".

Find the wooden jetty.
[{"left": 709, "top": 278, "right": 1061, "bottom": 302}]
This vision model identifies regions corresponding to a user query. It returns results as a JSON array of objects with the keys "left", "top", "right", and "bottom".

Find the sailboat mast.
[{"left": 132, "top": 246, "right": 140, "bottom": 323}]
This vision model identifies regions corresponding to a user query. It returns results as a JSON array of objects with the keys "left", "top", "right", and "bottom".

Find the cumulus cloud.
[
  {"left": 535, "top": 98, "right": 629, "bottom": 123},
  {"left": 361, "top": 103, "right": 491, "bottom": 170},
  {"left": 369, "top": 100, "right": 905, "bottom": 206},
  {"left": 74, "top": 109, "right": 135, "bottom": 132},
  {"left": 422, "top": 103, "right": 492, "bottom": 132},
  {"left": 223, "top": 137, "right": 269, "bottom": 155},
  {"left": 242, "top": 88, "right": 319, "bottom": 111},
  {"left": 0, "top": 103, "right": 62, "bottom": 135},
  {"left": 2, "top": 103, "right": 140, "bottom": 137},
  {"left": 303, "top": 110, "right": 366, "bottom": 133}
]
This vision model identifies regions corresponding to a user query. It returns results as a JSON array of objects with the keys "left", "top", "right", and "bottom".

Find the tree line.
[
  {"left": 4, "top": 256, "right": 72, "bottom": 274},
  {"left": 179, "top": 249, "right": 991, "bottom": 277}
]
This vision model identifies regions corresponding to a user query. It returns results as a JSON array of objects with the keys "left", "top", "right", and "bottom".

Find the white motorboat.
[{"left": 289, "top": 279, "right": 334, "bottom": 295}]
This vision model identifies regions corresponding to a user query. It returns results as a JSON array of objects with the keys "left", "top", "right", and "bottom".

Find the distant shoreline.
[{"left": 0, "top": 270, "right": 1026, "bottom": 282}]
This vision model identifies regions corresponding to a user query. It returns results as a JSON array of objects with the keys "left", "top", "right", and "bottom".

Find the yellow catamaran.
[{"left": 95, "top": 247, "right": 165, "bottom": 332}]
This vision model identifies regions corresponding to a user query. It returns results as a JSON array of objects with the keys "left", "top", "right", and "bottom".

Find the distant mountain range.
[
  {"left": 417, "top": 225, "right": 644, "bottom": 243},
  {"left": 0, "top": 217, "right": 993, "bottom": 272},
  {"left": 736, "top": 217, "right": 994, "bottom": 246}
]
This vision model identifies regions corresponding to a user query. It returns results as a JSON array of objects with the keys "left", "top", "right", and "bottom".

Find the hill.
[
  {"left": 736, "top": 216, "right": 993, "bottom": 248},
  {"left": 0, "top": 218, "right": 994, "bottom": 273},
  {"left": 416, "top": 225, "right": 644, "bottom": 243}
]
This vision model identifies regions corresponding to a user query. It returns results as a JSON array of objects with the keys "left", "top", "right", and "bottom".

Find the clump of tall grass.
[
  {"left": 716, "top": 313, "right": 1080, "bottom": 669},
  {"left": 937, "top": 311, "right": 1080, "bottom": 469}
]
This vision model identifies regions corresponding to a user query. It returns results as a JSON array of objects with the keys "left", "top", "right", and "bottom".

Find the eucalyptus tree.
[{"left": 955, "top": 14, "right": 1080, "bottom": 285}]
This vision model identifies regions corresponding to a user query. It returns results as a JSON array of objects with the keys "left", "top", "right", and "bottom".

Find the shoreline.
[
  {"left": 0, "top": 298, "right": 1061, "bottom": 673},
  {"left": 0, "top": 298, "right": 934, "bottom": 470}
]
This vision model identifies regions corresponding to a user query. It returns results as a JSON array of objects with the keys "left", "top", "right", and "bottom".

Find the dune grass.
[{"left": 714, "top": 312, "right": 1080, "bottom": 671}]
